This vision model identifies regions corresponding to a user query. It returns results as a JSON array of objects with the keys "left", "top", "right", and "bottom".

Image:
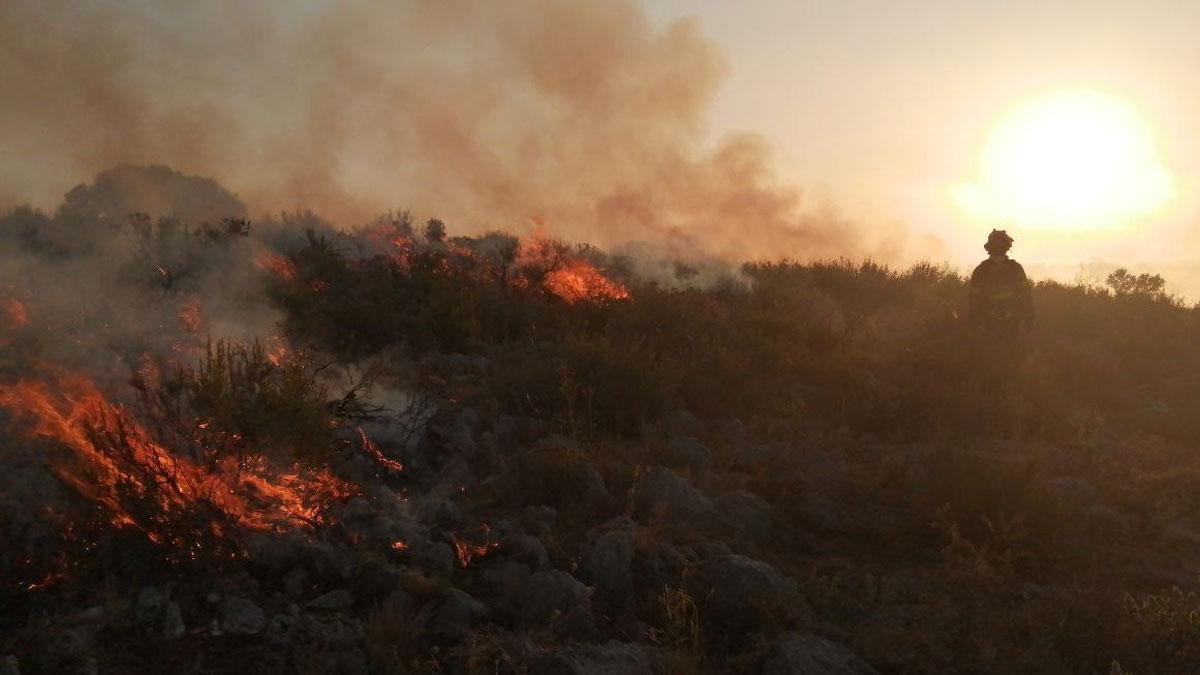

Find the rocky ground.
[{"left": 1, "top": 342, "right": 897, "bottom": 674}]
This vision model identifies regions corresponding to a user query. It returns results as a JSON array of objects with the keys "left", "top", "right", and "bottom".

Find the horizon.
[{"left": 3, "top": 0, "right": 1198, "bottom": 294}]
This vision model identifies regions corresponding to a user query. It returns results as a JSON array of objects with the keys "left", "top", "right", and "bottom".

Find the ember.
[
  {"left": 25, "top": 571, "right": 65, "bottom": 592},
  {"left": 357, "top": 427, "right": 405, "bottom": 473},
  {"left": 451, "top": 525, "right": 500, "bottom": 568}
]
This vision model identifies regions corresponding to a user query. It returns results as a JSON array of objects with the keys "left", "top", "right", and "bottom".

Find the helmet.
[{"left": 985, "top": 229, "right": 1013, "bottom": 255}]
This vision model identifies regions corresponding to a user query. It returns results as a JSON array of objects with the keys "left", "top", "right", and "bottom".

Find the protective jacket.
[{"left": 969, "top": 256, "right": 1034, "bottom": 335}]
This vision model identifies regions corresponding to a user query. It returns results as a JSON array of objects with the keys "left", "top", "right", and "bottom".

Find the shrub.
[{"left": 146, "top": 339, "right": 337, "bottom": 464}]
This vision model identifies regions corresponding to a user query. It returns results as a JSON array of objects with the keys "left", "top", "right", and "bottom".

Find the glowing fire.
[
  {"left": 3, "top": 298, "right": 29, "bottom": 327},
  {"left": 543, "top": 259, "right": 631, "bottom": 304},
  {"left": 516, "top": 235, "right": 630, "bottom": 304},
  {"left": 255, "top": 250, "right": 297, "bottom": 281},
  {"left": 177, "top": 297, "right": 203, "bottom": 333},
  {"left": 0, "top": 371, "right": 354, "bottom": 553},
  {"left": 356, "top": 428, "right": 405, "bottom": 473},
  {"left": 360, "top": 222, "right": 415, "bottom": 270},
  {"left": 265, "top": 335, "right": 290, "bottom": 367},
  {"left": 451, "top": 525, "right": 500, "bottom": 568},
  {"left": 26, "top": 571, "right": 66, "bottom": 592},
  {"left": 391, "top": 540, "right": 408, "bottom": 552}
]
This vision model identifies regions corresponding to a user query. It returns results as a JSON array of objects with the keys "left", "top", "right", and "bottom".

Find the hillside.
[{"left": 3, "top": 172, "right": 1200, "bottom": 674}]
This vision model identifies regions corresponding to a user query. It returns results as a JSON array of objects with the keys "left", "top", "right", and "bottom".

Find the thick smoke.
[
  {"left": 0, "top": 0, "right": 858, "bottom": 262},
  {"left": 0, "top": 166, "right": 276, "bottom": 387}
]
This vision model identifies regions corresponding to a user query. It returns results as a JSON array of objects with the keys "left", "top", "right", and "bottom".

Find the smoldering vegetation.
[
  {"left": 0, "top": 0, "right": 867, "bottom": 264},
  {"left": 3, "top": 166, "right": 1200, "bottom": 673}
]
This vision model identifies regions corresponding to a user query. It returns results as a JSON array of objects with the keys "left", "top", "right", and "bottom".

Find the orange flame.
[
  {"left": 361, "top": 222, "right": 415, "bottom": 269},
  {"left": 357, "top": 428, "right": 404, "bottom": 473},
  {"left": 177, "top": 297, "right": 203, "bottom": 333},
  {"left": 265, "top": 335, "right": 290, "bottom": 367},
  {"left": 255, "top": 250, "right": 297, "bottom": 281},
  {"left": 451, "top": 525, "right": 500, "bottom": 568},
  {"left": 25, "top": 571, "right": 66, "bottom": 592},
  {"left": 543, "top": 259, "right": 631, "bottom": 304},
  {"left": 516, "top": 234, "right": 630, "bottom": 305},
  {"left": 3, "top": 298, "right": 29, "bottom": 327},
  {"left": 0, "top": 372, "right": 353, "bottom": 552},
  {"left": 391, "top": 540, "right": 409, "bottom": 552}
]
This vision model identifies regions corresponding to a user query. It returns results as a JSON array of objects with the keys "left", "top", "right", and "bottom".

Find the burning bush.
[
  {"left": 146, "top": 339, "right": 338, "bottom": 464},
  {"left": 0, "top": 370, "right": 353, "bottom": 572}
]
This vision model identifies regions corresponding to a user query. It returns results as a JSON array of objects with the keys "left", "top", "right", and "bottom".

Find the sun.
[{"left": 955, "top": 90, "right": 1173, "bottom": 231}]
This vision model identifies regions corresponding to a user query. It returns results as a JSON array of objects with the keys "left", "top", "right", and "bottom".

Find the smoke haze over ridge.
[{"left": 0, "top": 0, "right": 869, "bottom": 262}]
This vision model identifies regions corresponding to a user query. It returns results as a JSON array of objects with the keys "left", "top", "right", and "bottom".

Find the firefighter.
[{"left": 969, "top": 229, "right": 1034, "bottom": 341}]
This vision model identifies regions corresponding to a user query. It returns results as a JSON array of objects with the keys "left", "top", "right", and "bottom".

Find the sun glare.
[{"left": 956, "top": 91, "right": 1173, "bottom": 231}]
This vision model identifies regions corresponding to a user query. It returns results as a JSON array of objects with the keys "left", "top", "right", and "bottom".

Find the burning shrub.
[
  {"left": 0, "top": 370, "right": 353, "bottom": 570},
  {"left": 515, "top": 235, "right": 630, "bottom": 305},
  {"left": 145, "top": 339, "right": 338, "bottom": 464}
]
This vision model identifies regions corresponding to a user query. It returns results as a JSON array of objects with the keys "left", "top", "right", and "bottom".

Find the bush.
[{"left": 145, "top": 339, "right": 337, "bottom": 464}]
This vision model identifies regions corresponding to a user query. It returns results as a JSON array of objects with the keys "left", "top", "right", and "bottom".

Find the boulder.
[
  {"left": 711, "top": 491, "right": 772, "bottom": 544},
  {"left": 482, "top": 560, "right": 534, "bottom": 607},
  {"left": 685, "top": 555, "right": 805, "bottom": 650},
  {"left": 426, "top": 589, "right": 489, "bottom": 642},
  {"left": 523, "top": 505, "right": 559, "bottom": 535},
  {"left": 268, "top": 613, "right": 367, "bottom": 674},
  {"left": 38, "top": 625, "right": 94, "bottom": 673},
  {"left": 505, "top": 533, "right": 551, "bottom": 571},
  {"left": 406, "top": 539, "right": 456, "bottom": 577},
  {"left": 760, "top": 633, "right": 877, "bottom": 675},
  {"left": 1044, "top": 476, "right": 1102, "bottom": 506},
  {"left": 529, "top": 641, "right": 661, "bottom": 675},
  {"left": 133, "top": 586, "right": 169, "bottom": 626},
  {"left": 633, "top": 468, "right": 711, "bottom": 525},
  {"left": 631, "top": 541, "right": 693, "bottom": 595},
  {"left": 163, "top": 602, "right": 186, "bottom": 640},
  {"left": 516, "top": 570, "right": 595, "bottom": 637},
  {"left": 269, "top": 612, "right": 364, "bottom": 648},
  {"left": 521, "top": 441, "right": 615, "bottom": 513},
  {"left": 580, "top": 518, "right": 637, "bottom": 605},
  {"left": 431, "top": 409, "right": 479, "bottom": 457},
  {"left": 719, "top": 418, "right": 749, "bottom": 444},
  {"left": 308, "top": 589, "right": 355, "bottom": 611},
  {"left": 493, "top": 415, "right": 551, "bottom": 453},
  {"left": 245, "top": 530, "right": 338, "bottom": 577},
  {"left": 663, "top": 409, "right": 706, "bottom": 437},
  {"left": 219, "top": 596, "right": 265, "bottom": 635},
  {"left": 665, "top": 436, "right": 711, "bottom": 470}
]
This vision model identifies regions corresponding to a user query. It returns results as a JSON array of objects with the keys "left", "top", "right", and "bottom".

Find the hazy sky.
[
  {"left": 4, "top": 0, "right": 1200, "bottom": 288},
  {"left": 642, "top": 0, "right": 1200, "bottom": 272}
]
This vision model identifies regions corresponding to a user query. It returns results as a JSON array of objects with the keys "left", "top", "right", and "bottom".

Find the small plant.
[{"left": 658, "top": 585, "right": 703, "bottom": 669}]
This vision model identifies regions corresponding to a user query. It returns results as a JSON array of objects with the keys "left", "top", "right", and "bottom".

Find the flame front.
[
  {"left": 0, "top": 371, "right": 353, "bottom": 554},
  {"left": 543, "top": 259, "right": 631, "bottom": 304},
  {"left": 516, "top": 235, "right": 630, "bottom": 305}
]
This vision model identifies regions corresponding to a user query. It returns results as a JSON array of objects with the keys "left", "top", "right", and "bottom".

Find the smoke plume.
[{"left": 0, "top": 0, "right": 858, "bottom": 261}]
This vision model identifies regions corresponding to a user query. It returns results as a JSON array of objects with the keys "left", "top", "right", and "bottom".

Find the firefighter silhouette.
[{"left": 969, "top": 229, "right": 1034, "bottom": 340}]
